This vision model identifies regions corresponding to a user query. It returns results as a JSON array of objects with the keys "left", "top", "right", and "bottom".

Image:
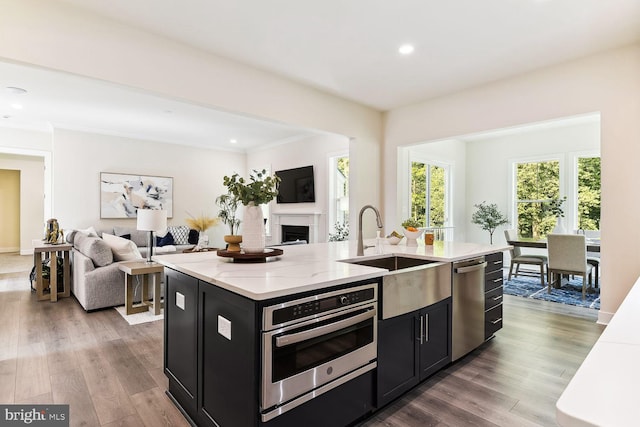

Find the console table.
[{"left": 33, "top": 242, "right": 72, "bottom": 302}]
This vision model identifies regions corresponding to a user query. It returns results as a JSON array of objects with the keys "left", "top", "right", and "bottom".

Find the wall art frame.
[{"left": 100, "top": 172, "right": 173, "bottom": 218}]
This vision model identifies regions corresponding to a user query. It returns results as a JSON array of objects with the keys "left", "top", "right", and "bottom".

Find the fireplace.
[
  {"left": 281, "top": 225, "right": 309, "bottom": 244},
  {"left": 272, "top": 212, "right": 322, "bottom": 244}
]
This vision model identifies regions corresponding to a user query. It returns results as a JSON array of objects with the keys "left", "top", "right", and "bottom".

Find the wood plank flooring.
[{"left": 0, "top": 253, "right": 604, "bottom": 427}]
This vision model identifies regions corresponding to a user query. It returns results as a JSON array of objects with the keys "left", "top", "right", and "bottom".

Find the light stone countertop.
[
  {"left": 556, "top": 276, "right": 639, "bottom": 427},
  {"left": 154, "top": 240, "right": 510, "bottom": 301}
]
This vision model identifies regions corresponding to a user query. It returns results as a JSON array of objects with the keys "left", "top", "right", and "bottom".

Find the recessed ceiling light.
[
  {"left": 230, "top": 139, "right": 237, "bottom": 144},
  {"left": 2, "top": 115, "right": 11, "bottom": 119},
  {"left": 5, "top": 86, "right": 27, "bottom": 95},
  {"left": 11, "top": 103, "right": 23, "bottom": 110},
  {"left": 398, "top": 44, "right": 415, "bottom": 55}
]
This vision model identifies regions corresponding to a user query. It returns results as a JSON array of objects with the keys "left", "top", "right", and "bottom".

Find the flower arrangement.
[
  {"left": 223, "top": 169, "right": 280, "bottom": 206},
  {"left": 185, "top": 213, "right": 219, "bottom": 232},
  {"left": 471, "top": 201, "right": 509, "bottom": 244}
]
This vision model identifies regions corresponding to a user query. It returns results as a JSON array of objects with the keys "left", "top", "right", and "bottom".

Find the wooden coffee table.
[{"left": 118, "top": 261, "right": 164, "bottom": 315}]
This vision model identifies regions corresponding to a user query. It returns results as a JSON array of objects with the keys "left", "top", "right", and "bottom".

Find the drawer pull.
[
  {"left": 493, "top": 261, "right": 502, "bottom": 265},
  {"left": 492, "top": 295, "right": 503, "bottom": 301},
  {"left": 490, "top": 317, "right": 503, "bottom": 325},
  {"left": 493, "top": 278, "right": 502, "bottom": 283}
]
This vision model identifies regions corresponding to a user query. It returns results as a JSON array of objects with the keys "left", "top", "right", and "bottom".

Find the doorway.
[{"left": 0, "top": 169, "right": 20, "bottom": 252}]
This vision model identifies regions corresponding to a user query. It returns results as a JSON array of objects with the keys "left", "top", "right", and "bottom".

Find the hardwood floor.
[{"left": 0, "top": 253, "right": 604, "bottom": 427}]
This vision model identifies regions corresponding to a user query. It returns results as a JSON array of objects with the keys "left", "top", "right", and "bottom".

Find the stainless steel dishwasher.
[{"left": 452, "top": 256, "right": 487, "bottom": 361}]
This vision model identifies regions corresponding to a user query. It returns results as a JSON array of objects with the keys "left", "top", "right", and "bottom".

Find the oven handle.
[{"left": 275, "top": 307, "right": 376, "bottom": 348}]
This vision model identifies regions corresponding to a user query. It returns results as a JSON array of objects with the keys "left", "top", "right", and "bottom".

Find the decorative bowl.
[
  {"left": 386, "top": 235, "right": 403, "bottom": 245},
  {"left": 402, "top": 228, "right": 424, "bottom": 241}
]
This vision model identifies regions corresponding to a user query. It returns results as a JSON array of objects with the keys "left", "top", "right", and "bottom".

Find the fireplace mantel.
[{"left": 272, "top": 212, "right": 322, "bottom": 244}]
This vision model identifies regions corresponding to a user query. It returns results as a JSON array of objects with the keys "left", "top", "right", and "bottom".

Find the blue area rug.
[{"left": 503, "top": 274, "right": 600, "bottom": 310}]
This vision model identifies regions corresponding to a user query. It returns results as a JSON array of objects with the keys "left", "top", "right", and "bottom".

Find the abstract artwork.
[{"left": 100, "top": 172, "right": 173, "bottom": 218}]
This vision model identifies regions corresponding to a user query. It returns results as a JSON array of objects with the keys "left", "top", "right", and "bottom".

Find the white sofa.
[{"left": 68, "top": 226, "right": 195, "bottom": 311}]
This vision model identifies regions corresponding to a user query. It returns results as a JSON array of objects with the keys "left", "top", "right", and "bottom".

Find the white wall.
[
  {"left": 0, "top": 0, "right": 383, "bottom": 239},
  {"left": 384, "top": 44, "right": 640, "bottom": 323},
  {"left": 0, "top": 127, "right": 51, "bottom": 253},
  {"left": 465, "top": 119, "right": 600, "bottom": 245},
  {"left": 52, "top": 129, "right": 245, "bottom": 248},
  {"left": 247, "top": 133, "right": 349, "bottom": 243}
]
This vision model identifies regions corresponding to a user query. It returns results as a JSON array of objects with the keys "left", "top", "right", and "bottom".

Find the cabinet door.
[
  {"left": 199, "top": 281, "right": 258, "bottom": 427},
  {"left": 164, "top": 269, "right": 199, "bottom": 418},
  {"left": 419, "top": 298, "right": 451, "bottom": 381},
  {"left": 376, "top": 312, "right": 420, "bottom": 407}
]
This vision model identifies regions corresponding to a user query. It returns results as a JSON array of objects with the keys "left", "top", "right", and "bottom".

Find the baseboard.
[
  {"left": 0, "top": 247, "right": 20, "bottom": 253},
  {"left": 597, "top": 310, "right": 613, "bottom": 325},
  {"left": 20, "top": 248, "right": 34, "bottom": 256}
]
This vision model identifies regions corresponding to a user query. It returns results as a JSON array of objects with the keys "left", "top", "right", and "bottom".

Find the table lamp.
[{"left": 137, "top": 209, "right": 167, "bottom": 263}]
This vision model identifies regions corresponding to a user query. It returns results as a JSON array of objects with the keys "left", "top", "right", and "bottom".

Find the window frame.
[{"left": 408, "top": 154, "right": 452, "bottom": 229}]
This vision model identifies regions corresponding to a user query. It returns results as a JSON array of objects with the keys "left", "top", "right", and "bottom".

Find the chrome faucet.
[{"left": 357, "top": 205, "right": 383, "bottom": 256}]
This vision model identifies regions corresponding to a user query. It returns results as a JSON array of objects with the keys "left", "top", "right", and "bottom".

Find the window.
[
  {"left": 328, "top": 154, "right": 349, "bottom": 239},
  {"left": 577, "top": 156, "right": 601, "bottom": 231},
  {"left": 515, "top": 160, "right": 560, "bottom": 240},
  {"left": 410, "top": 161, "right": 448, "bottom": 227}
]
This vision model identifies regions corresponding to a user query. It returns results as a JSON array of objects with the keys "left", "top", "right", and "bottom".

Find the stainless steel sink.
[{"left": 341, "top": 256, "right": 451, "bottom": 319}]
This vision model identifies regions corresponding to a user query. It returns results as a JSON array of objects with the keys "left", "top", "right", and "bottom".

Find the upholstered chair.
[
  {"left": 504, "top": 229, "right": 547, "bottom": 286},
  {"left": 547, "top": 234, "right": 594, "bottom": 300}
]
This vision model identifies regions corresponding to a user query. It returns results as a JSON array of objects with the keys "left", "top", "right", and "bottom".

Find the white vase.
[
  {"left": 552, "top": 217, "right": 565, "bottom": 234},
  {"left": 241, "top": 203, "right": 265, "bottom": 253}
]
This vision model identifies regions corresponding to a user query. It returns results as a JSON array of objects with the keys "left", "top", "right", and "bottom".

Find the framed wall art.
[{"left": 100, "top": 172, "right": 173, "bottom": 218}]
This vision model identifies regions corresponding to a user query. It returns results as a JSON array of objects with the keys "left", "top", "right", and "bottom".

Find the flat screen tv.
[{"left": 275, "top": 165, "right": 315, "bottom": 203}]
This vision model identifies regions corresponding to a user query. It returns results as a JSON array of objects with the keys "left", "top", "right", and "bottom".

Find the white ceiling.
[{"left": 2, "top": 0, "right": 640, "bottom": 149}]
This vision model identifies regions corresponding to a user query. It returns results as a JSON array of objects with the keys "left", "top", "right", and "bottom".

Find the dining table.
[{"left": 506, "top": 238, "right": 600, "bottom": 253}]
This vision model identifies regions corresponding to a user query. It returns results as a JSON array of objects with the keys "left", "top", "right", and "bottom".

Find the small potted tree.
[
  {"left": 216, "top": 193, "right": 242, "bottom": 252},
  {"left": 471, "top": 201, "right": 509, "bottom": 244}
]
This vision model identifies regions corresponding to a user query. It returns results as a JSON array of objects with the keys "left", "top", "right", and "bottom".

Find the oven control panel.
[{"left": 272, "top": 287, "right": 375, "bottom": 326}]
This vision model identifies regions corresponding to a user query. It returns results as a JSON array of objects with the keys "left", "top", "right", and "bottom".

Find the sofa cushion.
[
  {"left": 188, "top": 229, "right": 199, "bottom": 244},
  {"left": 102, "top": 233, "right": 143, "bottom": 261},
  {"left": 168, "top": 226, "right": 190, "bottom": 245},
  {"left": 74, "top": 232, "right": 113, "bottom": 267},
  {"left": 65, "top": 226, "right": 99, "bottom": 244},
  {"left": 113, "top": 226, "right": 148, "bottom": 247},
  {"left": 156, "top": 232, "right": 175, "bottom": 247}
]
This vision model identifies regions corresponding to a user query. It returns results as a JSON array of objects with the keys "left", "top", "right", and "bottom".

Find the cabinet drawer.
[
  {"left": 485, "top": 269, "right": 503, "bottom": 292},
  {"left": 485, "top": 252, "right": 504, "bottom": 273},
  {"left": 485, "top": 304, "right": 503, "bottom": 340},
  {"left": 485, "top": 286, "right": 503, "bottom": 311}
]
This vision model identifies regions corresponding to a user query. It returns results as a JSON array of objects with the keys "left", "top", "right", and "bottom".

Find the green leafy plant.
[
  {"left": 546, "top": 196, "right": 567, "bottom": 218},
  {"left": 215, "top": 193, "right": 241, "bottom": 235},
  {"left": 328, "top": 221, "right": 349, "bottom": 242},
  {"left": 471, "top": 202, "right": 509, "bottom": 244},
  {"left": 401, "top": 218, "right": 422, "bottom": 229},
  {"left": 223, "top": 169, "right": 280, "bottom": 206}
]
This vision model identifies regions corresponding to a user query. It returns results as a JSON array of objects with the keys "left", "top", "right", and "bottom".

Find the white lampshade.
[{"left": 137, "top": 209, "right": 167, "bottom": 232}]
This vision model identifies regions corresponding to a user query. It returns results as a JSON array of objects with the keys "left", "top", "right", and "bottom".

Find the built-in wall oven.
[{"left": 261, "top": 283, "right": 378, "bottom": 422}]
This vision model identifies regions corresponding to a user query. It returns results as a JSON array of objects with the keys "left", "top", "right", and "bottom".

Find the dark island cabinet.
[
  {"left": 484, "top": 251, "right": 504, "bottom": 340},
  {"left": 164, "top": 269, "right": 199, "bottom": 419},
  {"left": 376, "top": 298, "right": 451, "bottom": 408},
  {"left": 164, "top": 269, "right": 259, "bottom": 427}
]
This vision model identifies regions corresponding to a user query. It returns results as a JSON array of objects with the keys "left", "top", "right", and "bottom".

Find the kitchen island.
[{"left": 155, "top": 240, "right": 510, "bottom": 427}]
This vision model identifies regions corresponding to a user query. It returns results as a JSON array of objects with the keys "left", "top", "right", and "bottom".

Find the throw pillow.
[
  {"left": 102, "top": 233, "right": 143, "bottom": 261},
  {"left": 156, "top": 232, "right": 175, "bottom": 247},
  {"left": 74, "top": 232, "right": 113, "bottom": 267},
  {"left": 168, "top": 225, "right": 190, "bottom": 245}
]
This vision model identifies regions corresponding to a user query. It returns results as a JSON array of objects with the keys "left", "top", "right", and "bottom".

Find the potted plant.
[
  {"left": 216, "top": 193, "right": 242, "bottom": 252},
  {"left": 223, "top": 169, "right": 280, "bottom": 253},
  {"left": 471, "top": 202, "right": 509, "bottom": 244},
  {"left": 185, "top": 213, "right": 219, "bottom": 250}
]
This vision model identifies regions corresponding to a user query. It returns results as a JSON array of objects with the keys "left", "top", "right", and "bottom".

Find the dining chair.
[
  {"left": 547, "top": 234, "right": 593, "bottom": 300},
  {"left": 585, "top": 230, "right": 600, "bottom": 288},
  {"left": 504, "top": 229, "right": 547, "bottom": 286}
]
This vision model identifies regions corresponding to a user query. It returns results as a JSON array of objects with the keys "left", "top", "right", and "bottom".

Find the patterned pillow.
[{"left": 168, "top": 226, "right": 190, "bottom": 245}]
